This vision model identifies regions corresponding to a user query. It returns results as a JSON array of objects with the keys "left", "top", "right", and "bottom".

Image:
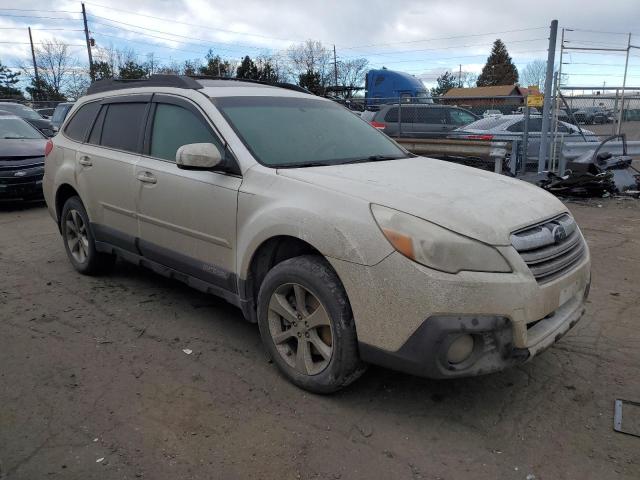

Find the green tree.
[
  {"left": 199, "top": 50, "right": 234, "bottom": 77},
  {"left": 26, "top": 77, "right": 66, "bottom": 101},
  {"left": 93, "top": 60, "right": 114, "bottom": 80},
  {"left": 119, "top": 60, "right": 147, "bottom": 80},
  {"left": 477, "top": 39, "right": 519, "bottom": 86},
  {"left": 236, "top": 55, "right": 259, "bottom": 80},
  {"left": 0, "top": 60, "right": 23, "bottom": 98},
  {"left": 298, "top": 69, "right": 322, "bottom": 94},
  {"left": 430, "top": 71, "right": 457, "bottom": 97}
]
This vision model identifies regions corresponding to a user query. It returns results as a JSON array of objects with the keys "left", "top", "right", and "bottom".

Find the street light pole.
[{"left": 538, "top": 19, "right": 558, "bottom": 174}]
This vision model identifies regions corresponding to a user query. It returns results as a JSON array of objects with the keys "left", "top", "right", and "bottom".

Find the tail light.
[
  {"left": 44, "top": 139, "right": 54, "bottom": 157},
  {"left": 465, "top": 134, "right": 494, "bottom": 141},
  {"left": 370, "top": 121, "right": 386, "bottom": 130}
]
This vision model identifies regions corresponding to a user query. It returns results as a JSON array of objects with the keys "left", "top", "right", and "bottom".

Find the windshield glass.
[
  {"left": 0, "top": 117, "right": 44, "bottom": 139},
  {"left": 461, "top": 116, "right": 514, "bottom": 130},
  {"left": 0, "top": 103, "right": 42, "bottom": 120},
  {"left": 214, "top": 96, "right": 408, "bottom": 167}
]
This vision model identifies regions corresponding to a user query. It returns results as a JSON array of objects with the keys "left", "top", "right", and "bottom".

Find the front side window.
[
  {"left": 449, "top": 109, "right": 476, "bottom": 126},
  {"left": 215, "top": 96, "right": 407, "bottom": 167},
  {"left": 100, "top": 102, "right": 147, "bottom": 153},
  {"left": 150, "top": 103, "right": 221, "bottom": 161},
  {"left": 64, "top": 101, "right": 101, "bottom": 142},
  {"left": 416, "top": 108, "right": 444, "bottom": 124}
]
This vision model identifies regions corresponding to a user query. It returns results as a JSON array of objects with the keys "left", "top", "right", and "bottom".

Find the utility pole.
[
  {"left": 538, "top": 19, "right": 558, "bottom": 174},
  {"left": 616, "top": 32, "right": 631, "bottom": 134},
  {"left": 28, "top": 27, "right": 40, "bottom": 100},
  {"left": 458, "top": 64, "right": 462, "bottom": 87},
  {"left": 333, "top": 45, "right": 338, "bottom": 87},
  {"left": 82, "top": 3, "right": 94, "bottom": 81}
]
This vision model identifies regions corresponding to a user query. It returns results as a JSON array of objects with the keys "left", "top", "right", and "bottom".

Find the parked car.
[
  {"left": 0, "top": 115, "right": 47, "bottom": 200},
  {"left": 573, "top": 107, "right": 609, "bottom": 124},
  {"left": 50, "top": 102, "right": 74, "bottom": 130},
  {"left": 451, "top": 115, "right": 599, "bottom": 167},
  {"left": 44, "top": 75, "right": 591, "bottom": 393},
  {"left": 0, "top": 102, "right": 55, "bottom": 136},
  {"left": 513, "top": 106, "right": 540, "bottom": 115},
  {"left": 368, "top": 104, "right": 479, "bottom": 138},
  {"left": 483, "top": 109, "right": 502, "bottom": 118},
  {"left": 36, "top": 107, "right": 55, "bottom": 118}
]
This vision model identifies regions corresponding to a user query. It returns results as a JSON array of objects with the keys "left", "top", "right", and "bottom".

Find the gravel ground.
[{"left": 1, "top": 198, "right": 639, "bottom": 480}]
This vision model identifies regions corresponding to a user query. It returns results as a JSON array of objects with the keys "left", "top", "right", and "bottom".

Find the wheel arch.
[{"left": 55, "top": 183, "right": 81, "bottom": 228}]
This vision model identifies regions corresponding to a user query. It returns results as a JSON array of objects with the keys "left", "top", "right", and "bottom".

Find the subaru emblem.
[
  {"left": 552, "top": 225, "right": 567, "bottom": 243},
  {"left": 14, "top": 171, "right": 26, "bottom": 177}
]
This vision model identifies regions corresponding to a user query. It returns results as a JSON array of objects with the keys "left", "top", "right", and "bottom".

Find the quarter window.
[
  {"left": 100, "top": 102, "right": 147, "bottom": 153},
  {"left": 150, "top": 103, "right": 220, "bottom": 161},
  {"left": 64, "top": 101, "right": 100, "bottom": 142}
]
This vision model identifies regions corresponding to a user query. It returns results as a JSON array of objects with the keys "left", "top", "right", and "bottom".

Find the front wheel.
[
  {"left": 60, "top": 196, "right": 115, "bottom": 275},
  {"left": 257, "top": 255, "right": 366, "bottom": 393}
]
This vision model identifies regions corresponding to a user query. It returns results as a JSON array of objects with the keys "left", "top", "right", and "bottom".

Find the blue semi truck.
[{"left": 365, "top": 68, "right": 432, "bottom": 107}]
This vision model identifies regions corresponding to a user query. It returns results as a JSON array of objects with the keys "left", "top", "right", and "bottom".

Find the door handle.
[
  {"left": 78, "top": 155, "right": 92, "bottom": 167},
  {"left": 136, "top": 172, "right": 157, "bottom": 184}
]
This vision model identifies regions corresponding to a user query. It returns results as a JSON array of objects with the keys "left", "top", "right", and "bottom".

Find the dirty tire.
[
  {"left": 257, "top": 255, "right": 366, "bottom": 394},
  {"left": 60, "top": 196, "right": 115, "bottom": 275}
]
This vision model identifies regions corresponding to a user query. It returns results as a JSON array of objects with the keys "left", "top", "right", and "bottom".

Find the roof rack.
[{"left": 86, "top": 74, "right": 312, "bottom": 96}]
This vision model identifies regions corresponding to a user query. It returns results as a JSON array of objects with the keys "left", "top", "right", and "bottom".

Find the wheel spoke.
[
  {"left": 269, "top": 293, "right": 297, "bottom": 323},
  {"left": 295, "top": 338, "right": 313, "bottom": 375},
  {"left": 308, "top": 329, "right": 332, "bottom": 361},
  {"left": 69, "top": 236, "right": 80, "bottom": 252},
  {"left": 272, "top": 328, "right": 296, "bottom": 345},
  {"left": 305, "top": 305, "right": 331, "bottom": 329},
  {"left": 293, "top": 285, "right": 309, "bottom": 317},
  {"left": 66, "top": 220, "right": 77, "bottom": 234}
]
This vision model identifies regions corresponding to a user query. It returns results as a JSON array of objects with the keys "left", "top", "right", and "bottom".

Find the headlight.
[{"left": 370, "top": 204, "right": 511, "bottom": 274}]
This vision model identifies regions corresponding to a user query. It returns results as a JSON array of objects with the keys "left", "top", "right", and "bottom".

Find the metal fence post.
[
  {"left": 617, "top": 33, "right": 631, "bottom": 135},
  {"left": 538, "top": 19, "right": 558, "bottom": 173}
]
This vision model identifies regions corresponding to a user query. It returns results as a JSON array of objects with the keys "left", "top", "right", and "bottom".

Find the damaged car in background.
[{"left": 44, "top": 75, "right": 591, "bottom": 393}]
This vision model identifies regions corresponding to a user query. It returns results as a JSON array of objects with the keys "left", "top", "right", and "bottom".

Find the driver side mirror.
[{"left": 176, "top": 143, "right": 222, "bottom": 170}]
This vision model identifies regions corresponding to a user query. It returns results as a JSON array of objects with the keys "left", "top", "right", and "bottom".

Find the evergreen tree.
[
  {"left": 26, "top": 77, "right": 66, "bottom": 101},
  {"left": 298, "top": 69, "right": 322, "bottom": 94},
  {"left": 430, "top": 71, "right": 457, "bottom": 97},
  {"left": 0, "top": 60, "right": 22, "bottom": 98},
  {"left": 236, "top": 56, "right": 259, "bottom": 80},
  {"left": 93, "top": 60, "right": 114, "bottom": 80},
  {"left": 477, "top": 39, "right": 519, "bottom": 86},
  {"left": 119, "top": 61, "right": 147, "bottom": 80},
  {"left": 257, "top": 61, "right": 279, "bottom": 83},
  {"left": 199, "top": 50, "right": 234, "bottom": 77}
]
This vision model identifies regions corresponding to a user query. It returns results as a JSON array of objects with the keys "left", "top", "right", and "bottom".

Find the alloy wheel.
[
  {"left": 267, "top": 283, "right": 333, "bottom": 375},
  {"left": 65, "top": 209, "right": 89, "bottom": 264}
]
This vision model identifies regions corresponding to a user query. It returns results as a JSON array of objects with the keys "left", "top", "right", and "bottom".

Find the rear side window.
[
  {"left": 150, "top": 103, "right": 221, "bottom": 161},
  {"left": 416, "top": 108, "right": 444, "bottom": 123},
  {"left": 384, "top": 107, "right": 398, "bottom": 122},
  {"left": 64, "top": 102, "right": 100, "bottom": 142},
  {"left": 100, "top": 103, "right": 147, "bottom": 153}
]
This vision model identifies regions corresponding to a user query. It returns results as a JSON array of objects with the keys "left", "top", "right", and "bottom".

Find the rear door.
[
  {"left": 134, "top": 94, "right": 241, "bottom": 289},
  {"left": 73, "top": 95, "right": 150, "bottom": 252},
  {"left": 412, "top": 107, "right": 447, "bottom": 138}
]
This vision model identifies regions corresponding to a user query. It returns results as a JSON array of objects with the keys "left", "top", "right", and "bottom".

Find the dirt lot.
[{"left": 1, "top": 199, "right": 639, "bottom": 480}]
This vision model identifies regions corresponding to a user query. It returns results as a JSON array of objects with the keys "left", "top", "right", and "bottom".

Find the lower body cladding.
[
  {"left": 329, "top": 248, "right": 591, "bottom": 379},
  {"left": 0, "top": 168, "right": 44, "bottom": 200}
]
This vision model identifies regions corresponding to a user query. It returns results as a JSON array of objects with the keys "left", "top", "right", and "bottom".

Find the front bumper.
[
  {"left": 0, "top": 171, "right": 44, "bottom": 199},
  {"left": 329, "top": 244, "right": 591, "bottom": 379}
]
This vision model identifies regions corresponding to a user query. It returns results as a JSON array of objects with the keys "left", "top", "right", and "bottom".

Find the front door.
[{"left": 135, "top": 95, "right": 242, "bottom": 291}]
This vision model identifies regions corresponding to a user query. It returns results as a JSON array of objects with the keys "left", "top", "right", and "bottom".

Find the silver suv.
[{"left": 43, "top": 76, "right": 591, "bottom": 393}]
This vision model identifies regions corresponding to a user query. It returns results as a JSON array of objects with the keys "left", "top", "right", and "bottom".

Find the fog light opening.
[{"left": 447, "top": 334, "right": 475, "bottom": 364}]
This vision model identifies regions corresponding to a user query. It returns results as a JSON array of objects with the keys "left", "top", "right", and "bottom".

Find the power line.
[
  {"left": 0, "top": 13, "right": 82, "bottom": 20},
  {"left": 0, "top": 27, "right": 84, "bottom": 31},
  {"left": 83, "top": 1, "right": 299, "bottom": 44},
  {"left": 0, "top": 8, "right": 81, "bottom": 13},
  {"left": 0, "top": 41, "right": 87, "bottom": 47},
  {"left": 340, "top": 27, "right": 547, "bottom": 50}
]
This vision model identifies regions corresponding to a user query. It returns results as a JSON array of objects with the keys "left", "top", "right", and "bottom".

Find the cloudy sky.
[{"left": 1, "top": 0, "right": 640, "bottom": 89}]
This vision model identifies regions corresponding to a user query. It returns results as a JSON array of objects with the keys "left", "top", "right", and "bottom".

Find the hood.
[
  {"left": 0, "top": 138, "right": 47, "bottom": 160},
  {"left": 278, "top": 157, "right": 566, "bottom": 246}
]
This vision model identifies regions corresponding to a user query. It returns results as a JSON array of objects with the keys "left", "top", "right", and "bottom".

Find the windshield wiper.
[
  {"left": 340, "top": 155, "right": 407, "bottom": 165},
  {"left": 276, "top": 160, "right": 338, "bottom": 168}
]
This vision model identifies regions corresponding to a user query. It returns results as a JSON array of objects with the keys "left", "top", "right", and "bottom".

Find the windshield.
[
  {"left": 0, "top": 117, "right": 44, "bottom": 139},
  {"left": 460, "top": 116, "right": 513, "bottom": 130},
  {"left": 0, "top": 103, "right": 42, "bottom": 120},
  {"left": 214, "top": 96, "right": 408, "bottom": 167}
]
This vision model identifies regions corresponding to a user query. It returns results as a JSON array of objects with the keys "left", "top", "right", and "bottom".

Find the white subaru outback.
[{"left": 43, "top": 76, "right": 591, "bottom": 393}]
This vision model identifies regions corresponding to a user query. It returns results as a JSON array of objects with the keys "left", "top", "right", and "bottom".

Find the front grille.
[{"left": 511, "top": 214, "right": 586, "bottom": 283}]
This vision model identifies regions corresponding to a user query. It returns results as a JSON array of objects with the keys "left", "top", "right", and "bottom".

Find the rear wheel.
[
  {"left": 61, "top": 196, "right": 115, "bottom": 275},
  {"left": 257, "top": 255, "right": 366, "bottom": 393}
]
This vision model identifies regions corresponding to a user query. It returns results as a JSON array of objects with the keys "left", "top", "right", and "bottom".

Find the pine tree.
[
  {"left": 0, "top": 60, "right": 23, "bottom": 98},
  {"left": 199, "top": 50, "right": 234, "bottom": 77},
  {"left": 430, "top": 71, "right": 457, "bottom": 97},
  {"left": 298, "top": 70, "right": 322, "bottom": 94},
  {"left": 477, "top": 39, "right": 519, "bottom": 86},
  {"left": 26, "top": 77, "right": 66, "bottom": 101},
  {"left": 236, "top": 56, "right": 259, "bottom": 80}
]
